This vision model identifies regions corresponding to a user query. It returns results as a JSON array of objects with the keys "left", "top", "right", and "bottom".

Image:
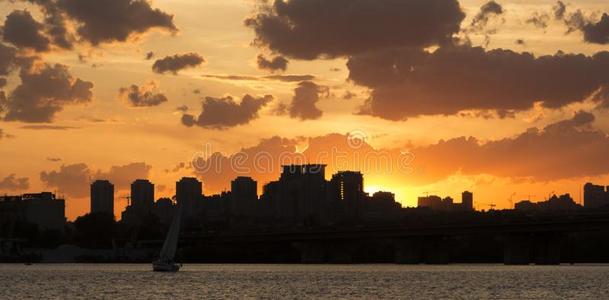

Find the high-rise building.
[
  {"left": 176, "top": 177, "right": 202, "bottom": 218},
  {"left": 330, "top": 171, "right": 364, "bottom": 218},
  {"left": 131, "top": 179, "right": 154, "bottom": 212},
  {"left": 0, "top": 192, "right": 66, "bottom": 231},
  {"left": 584, "top": 183, "right": 609, "bottom": 208},
  {"left": 230, "top": 177, "right": 257, "bottom": 215},
  {"left": 462, "top": 191, "right": 474, "bottom": 211},
  {"left": 91, "top": 180, "right": 114, "bottom": 216}
]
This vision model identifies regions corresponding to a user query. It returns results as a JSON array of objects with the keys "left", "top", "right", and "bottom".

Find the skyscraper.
[
  {"left": 584, "top": 183, "right": 609, "bottom": 208},
  {"left": 131, "top": 179, "right": 154, "bottom": 213},
  {"left": 91, "top": 180, "right": 114, "bottom": 216},
  {"left": 176, "top": 177, "right": 202, "bottom": 218},
  {"left": 330, "top": 171, "right": 364, "bottom": 218},
  {"left": 462, "top": 191, "right": 474, "bottom": 211},
  {"left": 230, "top": 176, "right": 257, "bottom": 215}
]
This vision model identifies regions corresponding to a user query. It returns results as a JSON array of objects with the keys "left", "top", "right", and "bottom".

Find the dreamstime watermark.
[{"left": 190, "top": 131, "right": 416, "bottom": 176}]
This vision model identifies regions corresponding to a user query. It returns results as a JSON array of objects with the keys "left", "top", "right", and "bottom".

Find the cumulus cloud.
[
  {"left": 152, "top": 53, "right": 204, "bottom": 74},
  {"left": 1, "top": 61, "right": 94, "bottom": 123},
  {"left": 257, "top": 54, "right": 288, "bottom": 72},
  {"left": 0, "top": 41, "right": 17, "bottom": 77},
  {"left": 347, "top": 45, "right": 609, "bottom": 120},
  {"left": 19, "top": 0, "right": 176, "bottom": 46},
  {"left": 288, "top": 81, "right": 328, "bottom": 120},
  {"left": 118, "top": 81, "right": 168, "bottom": 107},
  {"left": 245, "top": 0, "right": 465, "bottom": 59},
  {"left": 0, "top": 174, "right": 29, "bottom": 191},
  {"left": 582, "top": 13, "right": 609, "bottom": 45},
  {"left": 469, "top": 1, "right": 504, "bottom": 32},
  {"left": 526, "top": 12, "right": 550, "bottom": 29},
  {"left": 190, "top": 112, "right": 609, "bottom": 193},
  {"left": 3, "top": 10, "right": 51, "bottom": 52},
  {"left": 40, "top": 162, "right": 152, "bottom": 198},
  {"left": 182, "top": 94, "right": 273, "bottom": 129}
]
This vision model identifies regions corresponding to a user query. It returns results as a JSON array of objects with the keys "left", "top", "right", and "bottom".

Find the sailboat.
[{"left": 153, "top": 202, "right": 182, "bottom": 272}]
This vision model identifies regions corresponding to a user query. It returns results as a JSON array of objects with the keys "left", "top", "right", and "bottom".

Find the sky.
[{"left": 0, "top": 0, "right": 609, "bottom": 220}]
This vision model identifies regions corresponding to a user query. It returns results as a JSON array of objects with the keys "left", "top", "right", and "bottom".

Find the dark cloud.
[
  {"left": 582, "top": 13, "right": 609, "bottom": 45},
  {"left": 152, "top": 53, "right": 204, "bottom": 74},
  {"left": 1, "top": 61, "right": 93, "bottom": 123},
  {"left": 0, "top": 43, "right": 17, "bottom": 76},
  {"left": 119, "top": 82, "right": 168, "bottom": 107},
  {"left": 526, "top": 12, "right": 549, "bottom": 29},
  {"left": 40, "top": 162, "right": 151, "bottom": 198},
  {"left": 176, "top": 105, "right": 188, "bottom": 113},
  {"left": 145, "top": 51, "right": 154, "bottom": 60},
  {"left": 245, "top": 0, "right": 465, "bottom": 59},
  {"left": 257, "top": 54, "right": 288, "bottom": 72},
  {"left": 347, "top": 45, "right": 609, "bottom": 120},
  {"left": 3, "top": 10, "right": 51, "bottom": 52},
  {"left": 0, "top": 174, "right": 29, "bottom": 191},
  {"left": 469, "top": 1, "right": 504, "bottom": 32},
  {"left": 289, "top": 81, "right": 328, "bottom": 121},
  {"left": 47, "top": 157, "right": 62, "bottom": 162},
  {"left": 26, "top": 0, "right": 177, "bottom": 45},
  {"left": 182, "top": 94, "right": 273, "bottom": 129},
  {"left": 264, "top": 74, "right": 315, "bottom": 82},
  {"left": 554, "top": 1, "right": 567, "bottom": 20}
]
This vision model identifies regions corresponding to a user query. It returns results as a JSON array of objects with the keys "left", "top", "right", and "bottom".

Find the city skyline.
[{"left": 1, "top": 0, "right": 609, "bottom": 221}]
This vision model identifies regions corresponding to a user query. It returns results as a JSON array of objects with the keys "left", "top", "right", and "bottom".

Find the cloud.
[
  {"left": 118, "top": 81, "right": 168, "bottom": 107},
  {"left": 3, "top": 10, "right": 51, "bottom": 52},
  {"left": 245, "top": 0, "right": 465, "bottom": 59},
  {"left": 47, "top": 157, "right": 62, "bottom": 162},
  {"left": 0, "top": 174, "right": 29, "bottom": 191},
  {"left": 554, "top": 1, "right": 567, "bottom": 20},
  {"left": 257, "top": 54, "right": 288, "bottom": 72},
  {"left": 347, "top": 45, "right": 609, "bottom": 120},
  {"left": 582, "top": 13, "right": 609, "bottom": 45},
  {"left": 182, "top": 94, "right": 273, "bottom": 129},
  {"left": 526, "top": 12, "right": 549, "bottom": 29},
  {"left": 152, "top": 53, "right": 204, "bottom": 74},
  {"left": 1, "top": 61, "right": 94, "bottom": 123},
  {"left": 145, "top": 51, "right": 154, "bottom": 60},
  {"left": 469, "top": 1, "right": 504, "bottom": 32},
  {"left": 289, "top": 81, "right": 328, "bottom": 121},
  {"left": 191, "top": 112, "right": 609, "bottom": 193},
  {"left": 40, "top": 162, "right": 152, "bottom": 198},
  {"left": 202, "top": 74, "right": 315, "bottom": 82},
  {"left": 0, "top": 42, "right": 17, "bottom": 76},
  {"left": 20, "top": 125, "right": 79, "bottom": 130},
  {"left": 21, "top": 0, "right": 177, "bottom": 46}
]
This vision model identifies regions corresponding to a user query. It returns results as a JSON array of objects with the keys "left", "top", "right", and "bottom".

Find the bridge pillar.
[
  {"left": 394, "top": 238, "right": 423, "bottom": 264},
  {"left": 533, "top": 233, "right": 561, "bottom": 265},
  {"left": 504, "top": 234, "right": 531, "bottom": 265},
  {"left": 293, "top": 242, "right": 325, "bottom": 264}
]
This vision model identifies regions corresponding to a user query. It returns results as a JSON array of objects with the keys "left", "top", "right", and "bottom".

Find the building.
[
  {"left": 152, "top": 198, "right": 175, "bottom": 225},
  {"left": 584, "top": 183, "right": 609, "bottom": 209},
  {"left": 515, "top": 194, "right": 581, "bottom": 212},
  {"left": 329, "top": 171, "right": 364, "bottom": 219},
  {"left": 0, "top": 192, "right": 65, "bottom": 231},
  {"left": 131, "top": 179, "right": 154, "bottom": 212},
  {"left": 90, "top": 180, "right": 114, "bottom": 216},
  {"left": 261, "top": 164, "right": 328, "bottom": 223},
  {"left": 366, "top": 191, "right": 401, "bottom": 217},
  {"left": 230, "top": 177, "right": 257, "bottom": 215},
  {"left": 462, "top": 191, "right": 474, "bottom": 211},
  {"left": 418, "top": 192, "right": 473, "bottom": 211},
  {"left": 176, "top": 177, "right": 203, "bottom": 218}
]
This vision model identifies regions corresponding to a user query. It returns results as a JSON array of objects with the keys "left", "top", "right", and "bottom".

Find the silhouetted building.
[
  {"left": 515, "top": 194, "right": 581, "bottom": 212},
  {"left": 176, "top": 177, "right": 202, "bottom": 218},
  {"left": 91, "top": 180, "right": 114, "bottom": 216},
  {"left": 131, "top": 179, "right": 154, "bottom": 212},
  {"left": 418, "top": 192, "right": 473, "bottom": 211},
  {"left": 0, "top": 192, "right": 65, "bottom": 231},
  {"left": 584, "top": 183, "right": 609, "bottom": 209},
  {"left": 152, "top": 197, "right": 175, "bottom": 225},
  {"left": 462, "top": 191, "right": 474, "bottom": 211},
  {"left": 261, "top": 164, "right": 328, "bottom": 223},
  {"left": 329, "top": 171, "right": 364, "bottom": 219},
  {"left": 230, "top": 177, "right": 257, "bottom": 215},
  {"left": 364, "top": 191, "right": 401, "bottom": 218}
]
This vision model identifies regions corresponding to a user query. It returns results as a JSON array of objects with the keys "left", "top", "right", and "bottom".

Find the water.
[{"left": 1, "top": 264, "right": 608, "bottom": 299}]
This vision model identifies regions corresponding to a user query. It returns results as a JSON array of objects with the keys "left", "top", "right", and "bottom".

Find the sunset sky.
[{"left": 1, "top": 0, "right": 609, "bottom": 220}]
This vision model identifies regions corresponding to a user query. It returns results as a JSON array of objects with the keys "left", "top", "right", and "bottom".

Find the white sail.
[{"left": 159, "top": 202, "right": 182, "bottom": 262}]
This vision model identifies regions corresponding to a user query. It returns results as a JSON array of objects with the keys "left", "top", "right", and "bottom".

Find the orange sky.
[{"left": 1, "top": 0, "right": 609, "bottom": 220}]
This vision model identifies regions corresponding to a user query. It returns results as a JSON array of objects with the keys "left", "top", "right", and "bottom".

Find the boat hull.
[{"left": 152, "top": 262, "right": 180, "bottom": 272}]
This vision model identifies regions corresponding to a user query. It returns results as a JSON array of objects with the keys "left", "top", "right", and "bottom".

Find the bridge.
[{"left": 180, "top": 213, "right": 609, "bottom": 265}]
